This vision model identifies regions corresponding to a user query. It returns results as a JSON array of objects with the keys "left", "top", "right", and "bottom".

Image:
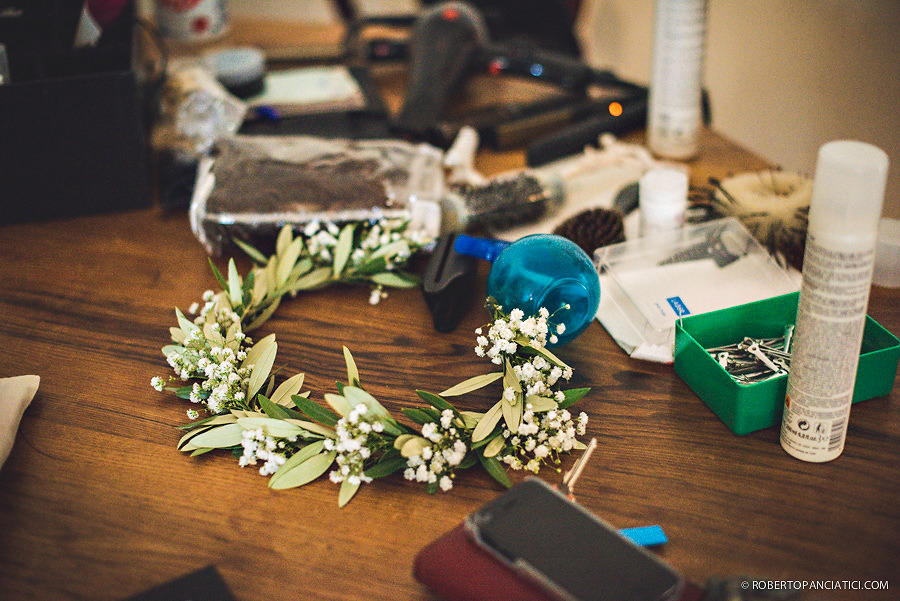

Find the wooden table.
[{"left": 1, "top": 58, "right": 898, "bottom": 601}]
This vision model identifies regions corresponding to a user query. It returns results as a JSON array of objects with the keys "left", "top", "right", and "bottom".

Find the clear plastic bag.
[{"left": 189, "top": 135, "right": 444, "bottom": 255}]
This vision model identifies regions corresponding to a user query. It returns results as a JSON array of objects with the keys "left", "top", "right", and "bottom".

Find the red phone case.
[{"left": 413, "top": 523, "right": 705, "bottom": 601}]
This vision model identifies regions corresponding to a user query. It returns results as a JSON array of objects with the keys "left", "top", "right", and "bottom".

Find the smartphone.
[{"left": 465, "top": 478, "right": 683, "bottom": 601}]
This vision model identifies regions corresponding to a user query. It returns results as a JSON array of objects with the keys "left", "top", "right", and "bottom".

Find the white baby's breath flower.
[
  {"left": 404, "top": 411, "right": 469, "bottom": 493},
  {"left": 369, "top": 286, "right": 387, "bottom": 305}
]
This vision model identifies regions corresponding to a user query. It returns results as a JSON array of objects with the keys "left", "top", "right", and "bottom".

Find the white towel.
[{"left": 0, "top": 375, "right": 40, "bottom": 467}]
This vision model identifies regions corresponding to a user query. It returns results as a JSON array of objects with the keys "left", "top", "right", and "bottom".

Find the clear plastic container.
[
  {"left": 189, "top": 135, "right": 444, "bottom": 255},
  {"left": 595, "top": 217, "right": 798, "bottom": 353}
]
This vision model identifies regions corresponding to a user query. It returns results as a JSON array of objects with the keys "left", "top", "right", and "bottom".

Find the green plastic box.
[{"left": 673, "top": 292, "right": 900, "bottom": 435}]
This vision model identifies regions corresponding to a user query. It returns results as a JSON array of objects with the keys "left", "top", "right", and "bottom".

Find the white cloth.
[{"left": 0, "top": 375, "right": 40, "bottom": 467}]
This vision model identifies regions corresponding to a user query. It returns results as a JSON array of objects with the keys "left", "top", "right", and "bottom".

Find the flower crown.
[{"left": 153, "top": 222, "right": 590, "bottom": 506}]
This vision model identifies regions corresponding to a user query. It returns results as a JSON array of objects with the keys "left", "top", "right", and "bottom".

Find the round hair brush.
[
  {"left": 708, "top": 170, "right": 812, "bottom": 270},
  {"left": 553, "top": 207, "right": 626, "bottom": 256}
]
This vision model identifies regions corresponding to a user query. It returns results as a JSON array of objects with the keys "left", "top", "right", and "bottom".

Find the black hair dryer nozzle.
[{"left": 394, "top": 2, "right": 488, "bottom": 137}]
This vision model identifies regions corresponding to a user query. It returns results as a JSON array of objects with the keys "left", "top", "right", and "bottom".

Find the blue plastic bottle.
[{"left": 454, "top": 234, "right": 601, "bottom": 346}]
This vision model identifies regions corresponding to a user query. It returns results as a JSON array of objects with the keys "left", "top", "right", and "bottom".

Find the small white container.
[{"left": 639, "top": 167, "right": 689, "bottom": 237}]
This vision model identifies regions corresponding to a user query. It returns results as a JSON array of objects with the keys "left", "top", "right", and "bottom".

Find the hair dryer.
[
  {"left": 394, "top": 2, "right": 489, "bottom": 137},
  {"left": 394, "top": 1, "right": 646, "bottom": 141}
]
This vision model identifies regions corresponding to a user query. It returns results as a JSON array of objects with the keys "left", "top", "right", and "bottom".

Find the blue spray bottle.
[{"left": 454, "top": 234, "right": 601, "bottom": 346}]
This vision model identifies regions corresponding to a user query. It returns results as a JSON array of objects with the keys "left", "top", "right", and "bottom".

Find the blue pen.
[
  {"left": 254, "top": 104, "right": 281, "bottom": 123},
  {"left": 619, "top": 525, "right": 668, "bottom": 547}
]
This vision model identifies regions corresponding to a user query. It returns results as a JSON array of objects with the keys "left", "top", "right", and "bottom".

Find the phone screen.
[{"left": 466, "top": 479, "right": 682, "bottom": 601}]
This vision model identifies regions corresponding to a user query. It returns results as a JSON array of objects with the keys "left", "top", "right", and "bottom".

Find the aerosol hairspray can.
[
  {"left": 780, "top": 141, "right": 889, "bottom": 462},
  {"left": 647, "top": 0, "right": 708, "bottom": 160}
]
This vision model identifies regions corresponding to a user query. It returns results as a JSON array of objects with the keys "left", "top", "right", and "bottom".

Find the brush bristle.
[
  {"left": 710, "top": 170, "right": 812, "bottom": 270},
  {"left": 553, "top": 207, "right": 625, "bottom": 256},
  {"left": 453, "top": 172, "right": 562, "bottom": 230}
]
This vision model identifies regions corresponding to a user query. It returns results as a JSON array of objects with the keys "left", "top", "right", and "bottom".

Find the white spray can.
[
  {"left": 780, "top": 140, "right": 889, "bottom": 462},
  {"left": 647, "top": 0, "right": 708, "bottom": 160}
]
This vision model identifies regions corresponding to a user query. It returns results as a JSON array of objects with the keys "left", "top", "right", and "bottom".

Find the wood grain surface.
[{"left": 1, "top": 58, "right": 897, "bottom": 601}]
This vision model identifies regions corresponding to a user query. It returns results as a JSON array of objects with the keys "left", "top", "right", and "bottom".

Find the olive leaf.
[
  {"left": 354, "top": 256, "right": 387, "bottom": 276},
  {"left": 558, "top": 387, "right": 590, "bottom": 409},
  {"left": 459, "top": 411, "right": 483, "bottom": 429},
  {"left": 393, "top": 433, "right": 418, "bottom": 450},
  {"left": 270, "top": 450, "right": 336, "bottom": 490},
  {"left": 478, "top": 453, "right": 512, "bottom": 489},
  {"left": 501, "top": 358, "right": 523, "bottom": 432},
  {"left": 180, "top": 423, "right": 244, "bottom": 451},
  {"left": 162, "top": 344, "right": 185, "bottom": 359},
  {"left": 246, "top": 336, "right": 278, "bottom": 401},
  {"left": 250, "top": 270, "right": 269, "bottom": 306},
  {"left": 257, "top": 396, "right": 291, "bottom": 419},
  {"left": 415, "top": 390, "right": 462, "bottom": 419},
  {"left": 364, "top": 453, "right": 407, "bottom": 479},
  {"left": 203, "top": 320, "right": 224, "bottom": 347},
  {"left": 244, "top": 297, "right": 280, "bottom": 332},
  {"left": 324, "top": 392, "right": 353, "bottom": 417},
  {"left": 186, "top": 413, "right": 238, "bottom": 429},
  {"left": 275, "top": 224, "right": 292, "bottom": 257},
  {"left": 224, "top": 321, "right": 243, "bottom": 351},
  {"left": 175, "top": 308, "right": 200, "bottom": 337},
  {"left": 234, "top": 237, "right": 269, "bottom": 265},
  {"left": 342, "top": 386, "right": 402, "bottom": 436},
  {"left": 482, "top": 433, "right": 506, "bottom": 458},
  {"left": 343, "top": 346, "right": 360, "bottom": 387},
  {"left": 276, "top": 237, "right": 304, "bottom": 287},
  {"left": 439, "top": 372, "right": 503, "bottom": 397},
  {"left": 399, "top": 436, "right": 429, "bottom": 458},
  {"left": 268, "top": 441, "right": 331, "bottom": 489},
  {"left": 284, "top": 419, "right": 335, "bottom": 439},
  {"left": 338, "top": 479, "right": 360, "bottom": 507},
  {"left": 263, "top": 258, "right": 278, "bottom": 292},
  {"left": 525, "top": 395, "right": 558, "bottom": 412},
  {"left": 207, "top": 257, "right": 229, "bottom": 292},
  {"left": 240, "top": 270, "right": 255, "bottom": 309},
  {"left": 370, "top": 272, "right": 419, "bottom": 288},
  {"left": 517, "top": 338, "right": 571, "bottom": 370},
  {"left": 291, "top": 267, "right": 332, "bottom": 292},
  {"left": 472, "top": 399, "right": 503, "bottom": 442},
  {"left": 286, "top": 257, "right": 314, "bottom": 283},
  {"left": 369, "top": 239, "right": 409, "bottom": 260},
  {"left": 292, "top": 394, "right": 339, "bottom": 426},
  {"left": 401, "top": 407, "right": 434, "bottom": 425},
  {"left": 237, "top": 416, "right": 307, "bottom": 439},
  {"left": 269, "top": 373, "right": 306, "bottom": 407},
  {"left": 333, "top": 223, "right": 356, "bottom": 277},
  {"left": 243, "top": 333, "right": 276, "bottom": 367},
  {"left": 227, "top": 258, "right": 242, "bottom": 307}
]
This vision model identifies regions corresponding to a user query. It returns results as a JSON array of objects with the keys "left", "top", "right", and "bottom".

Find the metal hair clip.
[{"left": 706, "top": 330, "right": 794, "bottom": 385}]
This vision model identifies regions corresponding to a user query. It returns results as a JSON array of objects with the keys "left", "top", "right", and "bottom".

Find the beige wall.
[
  {"left": 576, "top": 0, "right": 900, "bottom": 218},
  {"left": 150, "top": 0, "right": 899, "bottom": 217}
]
